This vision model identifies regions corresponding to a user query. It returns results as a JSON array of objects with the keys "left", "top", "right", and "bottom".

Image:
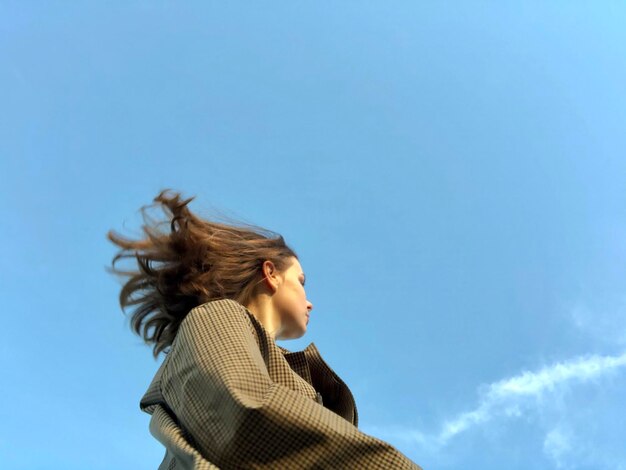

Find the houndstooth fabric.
[{"left": 140, "top": 299, "right": 422, "bottom": 469}]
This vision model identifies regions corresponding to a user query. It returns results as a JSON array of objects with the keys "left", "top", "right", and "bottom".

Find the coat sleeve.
[{"left": 160, "top": 299, "right": 421, "bottom": 469}]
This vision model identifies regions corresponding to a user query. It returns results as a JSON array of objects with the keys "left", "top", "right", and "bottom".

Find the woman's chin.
[{"left": 276, "top": 326, "right": 306, "bottom": 341}]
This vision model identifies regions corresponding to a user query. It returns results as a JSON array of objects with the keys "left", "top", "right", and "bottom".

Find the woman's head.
[
  {"left": 108, "top": 190, "right": 300, "bottom": 357},
  {"left": 250, "top": 256, "right": 313, "bottom": 341}
]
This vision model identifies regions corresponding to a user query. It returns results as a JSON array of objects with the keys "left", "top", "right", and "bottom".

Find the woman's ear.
[{"left": 262, "top": 260, "right": 282, "bottom": 293}]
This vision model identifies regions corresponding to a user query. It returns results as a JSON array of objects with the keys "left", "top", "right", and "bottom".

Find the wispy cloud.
[
  {"left": 434, "top": 352, "right": 626, "bottom": 447},
  {"left": 366, "top": 350, "right": 626, "bottom": 468},
  {"left": 543, "top": 426, "right": 573, "bottom": 469},
  {"left": 570, "top": 299, "right": 626, "bottom": 346}
]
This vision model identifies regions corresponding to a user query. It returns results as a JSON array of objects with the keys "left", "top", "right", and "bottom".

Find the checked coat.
[{"left": 140, "top": 298, "right": 421, "bottom": 469}]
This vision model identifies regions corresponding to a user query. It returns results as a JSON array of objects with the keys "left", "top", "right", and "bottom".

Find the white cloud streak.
[
  {"left": 363, "top": 350, "right": 626, "bottom": 470},
  {"left": 435, "top": 352, "right": 626, "bottom": 446}
]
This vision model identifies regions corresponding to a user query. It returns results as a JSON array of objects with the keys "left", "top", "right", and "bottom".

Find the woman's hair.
[{"left": 107, "top": 190, "right": 298, "bottom": 357}]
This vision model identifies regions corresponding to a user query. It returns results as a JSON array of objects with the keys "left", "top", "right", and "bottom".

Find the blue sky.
[{"left": 2, "top": 2, "right": 626, "bottom": 469}]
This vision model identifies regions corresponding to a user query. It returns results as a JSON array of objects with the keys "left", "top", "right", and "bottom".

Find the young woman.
[{"left": 108, "top": 190, "right": 421, "bottom": 469}]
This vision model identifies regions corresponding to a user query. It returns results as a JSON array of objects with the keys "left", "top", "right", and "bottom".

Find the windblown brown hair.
[{"left": 107, "top": 190, "right": 298, "bottom": 357}]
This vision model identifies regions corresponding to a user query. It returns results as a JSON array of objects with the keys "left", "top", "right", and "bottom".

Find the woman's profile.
[{"left": 108, "top": 190, "right": 421, "bottom": 469}]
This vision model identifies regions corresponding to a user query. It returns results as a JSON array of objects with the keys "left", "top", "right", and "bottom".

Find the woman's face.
[{"left": 273, "top": 257, "right": 313, "bottom": 339}]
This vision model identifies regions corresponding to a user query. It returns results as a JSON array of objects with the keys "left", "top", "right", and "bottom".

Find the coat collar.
[
  {"left": 278, "top": 342, "right": 358, "bottom": 426},
  {"left": 277, "top": 343, "right": 316, "bottom": 385}
]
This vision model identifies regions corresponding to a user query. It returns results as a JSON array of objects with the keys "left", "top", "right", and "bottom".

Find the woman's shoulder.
[
  {"left": 183, "top": 298, "right": 250, "bottom": 329},
  {"left": 174, "top": 298, "right": 263, "bottom": 350},
  {"left": 188, "top": 298, "right": 246, "bottom": 315}
]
